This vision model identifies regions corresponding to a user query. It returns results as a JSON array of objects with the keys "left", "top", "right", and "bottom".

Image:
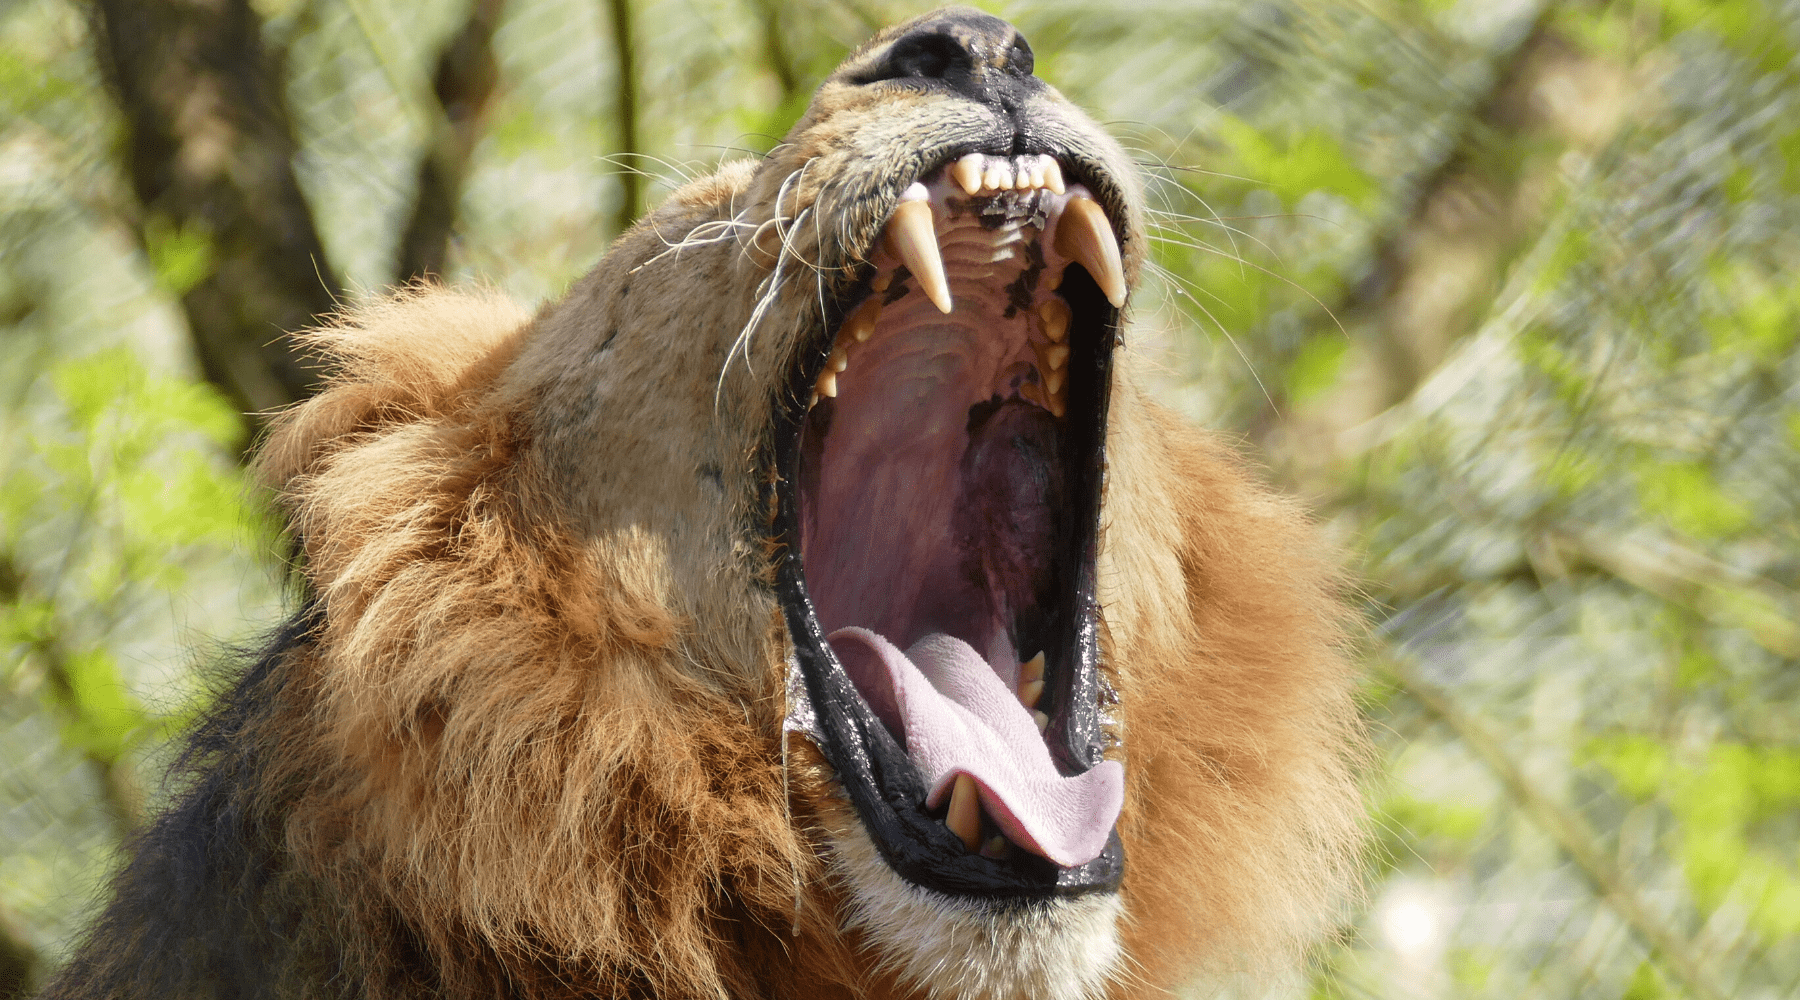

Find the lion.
[{"left": 40, "top": 9, "right": 1363, "bottom": 1000}]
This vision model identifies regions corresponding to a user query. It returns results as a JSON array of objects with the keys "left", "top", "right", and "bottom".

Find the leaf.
[
  {"left": 1633, "top": 459, "right": 1749, "bottom": 539},
  {"left": 142, "top": 213, "right": 217, "bottom": 297},
  {"left": 56, "top": 646, "right": 149, "bottom": 763}
]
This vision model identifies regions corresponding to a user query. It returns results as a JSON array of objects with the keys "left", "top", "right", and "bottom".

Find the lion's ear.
[{"left": 255, "top": 286, "right": 533, "bottom": 490}]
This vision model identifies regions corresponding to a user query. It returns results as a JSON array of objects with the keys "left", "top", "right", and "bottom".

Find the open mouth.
[{"left": 770, "top": 151, "right": 1127, "bottom": 898}]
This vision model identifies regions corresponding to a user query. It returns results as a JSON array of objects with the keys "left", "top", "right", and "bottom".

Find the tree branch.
[
  {"left": 90, "top": 0, "right": 343, "bottom": 419},
  {"left": 603, "top": 0, "right": 641, "bottom": 236},
  {"left": 1386, "top": 658, "right": 1729, "bottom": 1000},
  {"left": 394, "top": 0, "right": 507, "bottom": 281}
]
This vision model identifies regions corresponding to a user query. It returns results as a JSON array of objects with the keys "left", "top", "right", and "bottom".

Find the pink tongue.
[{"left": 827, "top": 627, "right": 1123, "bottom": 867}]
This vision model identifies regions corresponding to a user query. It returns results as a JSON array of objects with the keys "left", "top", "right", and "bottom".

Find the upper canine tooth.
[
  {"left": 951, "top": 154, "right": 984, "bottom": 196},
  {"left": 886, "top": 196, "right": 952, "bottom": 314},
  {"left": 1042, "top": 158, "right": 1066, "bottom": 195},
  {"left": 1055, "top": 195, "right": 1127, "bottom": 308}
]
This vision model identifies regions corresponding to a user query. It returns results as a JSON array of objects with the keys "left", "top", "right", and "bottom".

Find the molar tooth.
[
  {"left": 808, "top": 391, "right": 819, "bottom": 410},
  {"left": 1044, "top": 368, "right": 1066, "bottom": 395},
  {"left": 1039, "top": 298, "right": 1070, "bottom": 343},
  {"left": 979, "top": 835, "right": 1010, "bottom": 859},
  {"left": 1045, "top": 268, "right": 1063, "bottom": 291},
  {"left": 945, "top": 773, "right": 981, "bottom": 852},
  {"left": 1017, "top": 679, "right": 1044, "bottom": 708},
  {"left": 1055, "top": 196, "right": 1126, "bottom": 308},
  {"left": 1045, "top": 343, "right": 1070, "bottom": 370},
  {"left": 1020, "top": 651, "right": 1045, "bottom": 685},
  {"left": 844, "top": 297, "right": 880, "bottom": 343},
  {"left": 951, "top": 154, "right": 984, "bottom": 196},
  {"left": 816, "top": 370, "right": 838, "bottom": 398},
  {"left": 1033, "top": 710, "right": 1049, "bottom": 733},
  {"left": 886, "top": 197, "right": 952, "bottom": 314},
  {"left": 1019, "top": 381, "right": 1045, "bottom": 407},
  {"left": 1046, "top": 392, "right": 1066, "bottom": 418},
  {"left": 871, "top": 272, "right": 892, "bottom": 294},
  {"left": 828, "top": 346, "right": 849, "bottom": 372},
  {"left": 1042, "top": 158, "right": 1066, "bottom": 195}
]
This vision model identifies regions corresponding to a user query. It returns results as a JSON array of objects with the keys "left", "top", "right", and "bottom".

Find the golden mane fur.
[{"left": 44, "top": 10, "right": 1363, "bottom": 1000}]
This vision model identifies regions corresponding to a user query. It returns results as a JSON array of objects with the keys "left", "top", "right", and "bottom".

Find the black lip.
[{"left": 765, "top": 154, "right": 1125, "bottom": 898}]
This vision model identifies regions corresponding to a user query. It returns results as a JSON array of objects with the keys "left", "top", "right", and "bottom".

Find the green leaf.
[
  {"left": 1588, "top": 734, "right": 1668, "bottom": 801},
  {"left": 56, "top": 647, "right": 149, "bottom": 763},
  {"left": 1287, "top": 335, "right": 1352, "bottom": 404},
  {"left": 1212, "top": 115, "right": 1377, "bottom": 208},
  {"left": 143, "top": 214, "right": 217, "bottom": 297},
  {"left": 53, "top": 347, "right": 144, "bottom": 434},
  {"left": 1633, "top": 459, "right": 1750, "bottom": 539}
]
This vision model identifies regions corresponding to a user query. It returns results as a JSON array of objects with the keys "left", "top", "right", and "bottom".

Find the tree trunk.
[{"left": 91, "top": 0, "right": 342, "bottom": 419}]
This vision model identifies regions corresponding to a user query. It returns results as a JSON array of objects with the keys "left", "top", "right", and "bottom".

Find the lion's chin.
[{"left": 829, "top": 818, "right": 1125, "bottom": 1000}]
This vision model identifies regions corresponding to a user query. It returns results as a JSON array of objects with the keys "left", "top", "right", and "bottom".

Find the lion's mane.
[{"left": 41, "top": 11, "right": 1363, "bottom": 1000}]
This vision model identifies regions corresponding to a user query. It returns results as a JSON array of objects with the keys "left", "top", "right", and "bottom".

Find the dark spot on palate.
[{"left": 883, "top": 268, "right": 913, "bottom": 305}]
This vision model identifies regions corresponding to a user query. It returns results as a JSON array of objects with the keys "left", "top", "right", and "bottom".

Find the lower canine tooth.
[
  {"left": 886, "top": 197, "right": 952, "bottom": 314},
  {"left": 945, "top": 773, "right": 981, "bottom": 852},
  {"left": 1055, "top": 196, "right": 1127, "bottom": 308}
]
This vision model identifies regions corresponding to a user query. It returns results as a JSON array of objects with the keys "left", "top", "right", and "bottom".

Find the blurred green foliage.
[{"left": 1, "top": 0, "right": 1797, "bottom": 998}]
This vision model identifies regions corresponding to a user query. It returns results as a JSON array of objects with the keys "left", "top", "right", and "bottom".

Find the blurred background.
[{"left": 0, "top": 0, "right": 1796, "bottom": 996}]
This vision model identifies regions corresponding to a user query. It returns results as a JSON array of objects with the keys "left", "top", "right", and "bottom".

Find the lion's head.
[{"left": 237, "top": 9, "right": 1364, "bottom": 1000}]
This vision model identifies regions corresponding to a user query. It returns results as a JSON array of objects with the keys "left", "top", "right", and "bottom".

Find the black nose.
[{"left": 856, "top": 8, "right": 1040, "bottom": 109}]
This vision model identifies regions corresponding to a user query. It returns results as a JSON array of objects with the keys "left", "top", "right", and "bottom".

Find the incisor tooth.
[
  {"left": 1039, "top": 298, "right": 1070, "bottom": 342},
  {"left": 816, "top": 370, "right": 837, "bottom": 398},
  {"left": 1042, "top": 158, "right": 1066, "bottom": 195},
  {"left": 1055, "top": 196, "right": 1126, "bottom": 308},
  {"left": 945, "top": 773, "right": 980, "bottom": 852},
  {"left": 886, "top": 199, "right": 952, "bottom": 314},
  {"left": 952, "top": 154, "right": 984, "bottom": 195},
  {"left": 983, "top": 161, "right": 1008, "bottom": 191}
]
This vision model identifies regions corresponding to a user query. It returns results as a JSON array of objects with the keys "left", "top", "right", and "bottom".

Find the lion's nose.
[{"left": 863, "top": 7, "right": 1039, "bottom": 106}]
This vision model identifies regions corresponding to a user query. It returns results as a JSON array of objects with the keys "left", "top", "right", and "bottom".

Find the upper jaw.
[{"left": 764, "top": 144, "right": 1130, "bottom": 900}]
